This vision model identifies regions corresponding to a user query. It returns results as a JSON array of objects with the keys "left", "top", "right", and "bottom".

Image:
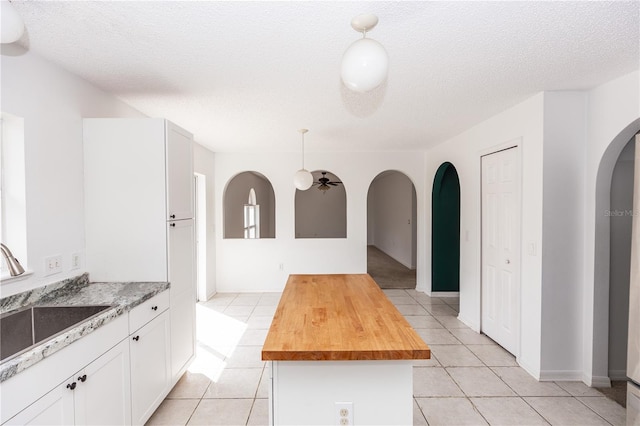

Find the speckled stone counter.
[{"left": 0, "top": 273, "right": 169, "bottom": 382}]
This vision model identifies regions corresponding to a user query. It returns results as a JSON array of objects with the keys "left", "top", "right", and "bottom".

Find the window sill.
[{"left": 1, "top": 270, "right": 34, "bottom": 284}]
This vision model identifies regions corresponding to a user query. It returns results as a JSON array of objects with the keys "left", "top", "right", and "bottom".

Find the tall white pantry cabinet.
[{"left": 83, "top": 118, "right": 196, "bottom": 386}]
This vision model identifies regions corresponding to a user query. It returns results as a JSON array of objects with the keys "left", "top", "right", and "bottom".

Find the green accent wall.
[{"left": 431, "top": 162, "right": 460, "bottom": 292}]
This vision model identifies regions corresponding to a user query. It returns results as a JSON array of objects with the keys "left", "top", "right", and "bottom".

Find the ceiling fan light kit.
[
  {"left": 1, "top": 0, "right": 25, "bottom": 44},
  {"left": 293, "top": 129, "right": 313, "bottom": 191},
  {"left": 341, "top": 14, "right": 388, "bottom": 92}
]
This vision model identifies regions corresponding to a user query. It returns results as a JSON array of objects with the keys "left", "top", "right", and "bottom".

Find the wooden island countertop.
[{"left": 261, "top": 274, "right": 430, "bottom": 361}]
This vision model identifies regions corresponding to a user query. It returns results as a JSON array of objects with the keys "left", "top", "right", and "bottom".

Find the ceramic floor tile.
[
  {"left": 470, "top": 397, "right": 549, "bottom": 425},
  {"left": 383, "top": 289, "right": 410, "bottom": 297},
  {"left": 145, "top": 398, "right": 200, "bottom": 425},
  {"left": 238, "top": 329, "right": 269, "bottom": 346},
  {"left": 413, "top": 399, "right": 428, "bottom": 425},
  {"left": 435, "top": 315, "right": 471, "bottom": 329},
  {"left": 246, "top": 315, "right": 273, "bottom": 329},
  {"left": 389, "top": 295, "right": 419, "bottom": 305},
  {"left": 229, "top": 295, "right": 261, "bottom": 306},
  {"left": 252, "top": 305, "right": 277, "bottom": 316},
  {"left": 448, "top": 367, "right": 516, "bottom": 397},
  {"left": 524, "top": 397, "right": 610, "bottom": 425},
  {"left": 413, "top": 295, "right": 447, "bottom": 305},
  {"left": 429, "top": 345, "right": 484, "bottom": 367},
  {"left": 256, "top": 368, "right": 270, "bottom": 399},
  {"left": 413, "top": 367, "right": 464, "bottom": 397},
  {"left": 442, "top": 297, "right": 460, "bottom": 305},
  {"left": 425, "top": 304, "right": 459, "bottom": 316},
  {"left": 416, "top": 328, "right": 461, "bottom": 345},
  {"left": 405, "top": 315, "right": 445, "bottom": 329},
  {"left": 415, "top": 397, "right": 489, "bottom": 425},
  {"left": 225, "top": 345, "right": 265, "bottom": 369},
  {"left": 167, "top": 372, "right": 211, "bottom": 399},
  {"left": 555, "top": 381, "right": 607, "bottom": 397},
  {"left": 247, "top": 399, "right": 270, "bottom": 425},
  {"left": 187, "top": 399, "right": 253, "bottom": 426},
  {"left": 449, "top": 328, "right": 496, "bottom": 345},
  {"left": 223, "top": 305, "right": 255, "bottom": 316},
  {"left": 577, "top": 396, "right": 626, "bottom": 425},
  {"left": 467, "top": 344, "right": 518, "bottom": 367},
  {"left": 203, "top": 368, "right": 263, "bottom": 399},
  {"left": 413, "top": 352, "right": 441, "bottom": 367},
  {"left": 492, "top": 367, "right": 570, "bottom": 397},
  {"left": 396, "top": 304, "right": 429, "bottom": 315}
]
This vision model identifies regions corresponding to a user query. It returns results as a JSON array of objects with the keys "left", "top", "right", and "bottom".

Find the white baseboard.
[
  {"left": 517, "top": 359, "right": 541, "bottom": 380},
  {"left": 586, "top": 375, "right": 612, "bottom": 388},
  {"left": 431, "top": 291, "right": 460, "bottom": 297},
  {"left": 608, "top": 370, "right": 628, "bottom": 381},
  {"left": 456, "top": 314, "right": 480, "bottom": 332},
  {"left": 538, "top": 370, "right": 583, "bottom": 382}
]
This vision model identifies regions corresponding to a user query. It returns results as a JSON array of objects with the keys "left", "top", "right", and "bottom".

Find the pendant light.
[
  {"left": 293, "top": 129, "right": 313, "bottom": 191},
  {"left": 341, "top": 14, "right": 388, "bottom": 92},
  {"left": 1, "top": 0, "right": 25, "bottom": 44}
]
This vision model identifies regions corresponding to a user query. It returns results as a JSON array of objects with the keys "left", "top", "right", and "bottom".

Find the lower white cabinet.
[
  {"left": 129, "top": 310, "right": 171, "bottom": 425},
  {"left": 170, "top": 289, "right": 196, "bottom": 379},
  {"left": 6, "top": 339, "right": 131, "bottom": 425}
]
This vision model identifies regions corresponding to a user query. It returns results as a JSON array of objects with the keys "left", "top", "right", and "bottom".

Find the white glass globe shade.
[
  {"left": 294, "top": 169, "right": 313, "bottom": 190},
  {"left": 341, "top": 38, "right": 388, "bottom": 92},
  {"left": 1, "top": 0, "right": 25, "bottom": 44}
]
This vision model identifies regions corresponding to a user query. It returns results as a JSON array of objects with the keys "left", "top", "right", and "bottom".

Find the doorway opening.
[
  {"left": 431, "top": 162, "right": 460, "bottom": 295},
  {"left": 366, "top": 171, "right": 417, "bottom": 289},
  {"left": 194, "top": 173, "right": 207, "bottom": 302}
]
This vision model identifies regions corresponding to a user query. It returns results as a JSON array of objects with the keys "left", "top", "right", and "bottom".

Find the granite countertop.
[{"left": 0, "top": 273, "right": 169, "bottom": 382}]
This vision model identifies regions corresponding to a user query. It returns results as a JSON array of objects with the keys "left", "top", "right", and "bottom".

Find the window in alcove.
[{"left": 224, "top": 172, "right": 275, "bottom": 238}]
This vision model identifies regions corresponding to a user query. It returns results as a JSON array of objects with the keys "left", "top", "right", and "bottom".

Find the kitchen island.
[{"left": 262, "top": 274, "right": 430, "bottom": 425}]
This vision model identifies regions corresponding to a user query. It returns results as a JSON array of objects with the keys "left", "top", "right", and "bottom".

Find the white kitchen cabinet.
[
  {"left": 170, "top": 289, "right": 196, "bottom": 377},
  {"left": 83, "top": 118, "right": 194, "bottom": 283},
  {"left": 168, "top": 219, "right": 195, "bottom": 296},
  {"left": 129, "top": 310, "right": 171, "bottom": 425},
  {"left": 6, "top": 339, "right": 131, "bottom": 426}
]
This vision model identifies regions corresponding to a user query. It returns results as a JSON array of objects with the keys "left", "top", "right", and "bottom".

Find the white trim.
[
  {"left": 457, "top": 313, "right": 480, "bottom": 332},
  {"left": 538, "top": 369, "right": 583, "bottom": 382},
  {"left": 430, "top": 291, "right": 459, "bottom": 297},
  {"left": 585, "top": 375, "right": 612, "bottom": 388},
  {"left": 608, "top": 369, "right": 628, "bottom": 381}
]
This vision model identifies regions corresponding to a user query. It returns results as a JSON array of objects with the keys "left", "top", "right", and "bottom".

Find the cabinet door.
[
  {"left": 74, "top": 339, "right": 131, "bottom": 426},
  {"left": 130, "top": 311, "right": 171, "bottom": 425},
  {"left": 168, "top": 219, "right": 195, "bottom": 296},
  {"left": 5, "top": 380, "right": 74, "bottom": 425},
  {"left": 170, "top": 289, "right": 196, "bottom": 379},
  {"left": 166, "top": 122, "right": 193, "bottom": 221}
]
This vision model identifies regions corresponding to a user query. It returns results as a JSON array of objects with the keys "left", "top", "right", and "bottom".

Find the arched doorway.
[
  {"left": 431, "top": 162, "right": 460, "bottom": 294},
  {"left": 367, "top": 171, "right": 417, "bottom": 289},
  {"left": 593, "top": 118, "right": 640, "bottom": 389}
]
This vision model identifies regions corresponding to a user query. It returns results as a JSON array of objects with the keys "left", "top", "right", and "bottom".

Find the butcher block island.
[{"left": 262, "top": 274, "right": 430, "bottom": 425}]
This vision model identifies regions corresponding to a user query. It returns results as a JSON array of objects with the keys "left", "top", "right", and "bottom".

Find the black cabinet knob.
[
  {"left": 170, "top": 214, "right": 176, "bottom": 219},
  {"left": 67, "top": 382, "right": 77, "bottom": 390},
  {"left": 78, "top": 374, "right": 87, "bottom": 383},
  {"left": 132, "top": 335, "right": 140, "bottom": 341},
  {"left": 170, "top": 223, "right": 176, "bottom": 227},
  {"left": 152, "top": 306, "right": 158, "bottom": 311}
]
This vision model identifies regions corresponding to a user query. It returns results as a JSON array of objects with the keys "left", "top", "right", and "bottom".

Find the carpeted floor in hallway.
[{"left": 367, "top": 245, "right": 416, "bottom": 289}]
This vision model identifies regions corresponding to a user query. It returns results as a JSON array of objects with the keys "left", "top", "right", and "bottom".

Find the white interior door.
[{"left": 481, "top": 146, "right": 521, "bottom": 355}]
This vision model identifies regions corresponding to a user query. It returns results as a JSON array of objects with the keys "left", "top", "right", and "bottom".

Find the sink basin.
[{"left": 0, "top": 305, "right": 113, "bottom": 363}]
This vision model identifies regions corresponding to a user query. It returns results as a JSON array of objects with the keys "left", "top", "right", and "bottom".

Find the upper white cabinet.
[{"left": 83, "top": 118, "right": 194, "bottom": 282}]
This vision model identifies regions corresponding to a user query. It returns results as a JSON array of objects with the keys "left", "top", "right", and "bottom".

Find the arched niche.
[
  {"left": 431, "top": 162, "right": 460, "bottom": 293},
  {"left": 295, "top": 170, "right": 346, "bottom": 238},
  {"left": 223, "top": 171, "right": 275, "bottom": 238},
  {"left": 366, "top": 170, "right": 417, "bottom": 289}
]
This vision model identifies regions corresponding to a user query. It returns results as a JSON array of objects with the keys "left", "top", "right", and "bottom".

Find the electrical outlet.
[
  {"left": 71, "top": 252, "right": 81, "bottom": 270},
  {"left": 335, "top": 402, "right": 353, "bottom": 425},
  {"left": 44, "top": 255, "right": 63, "bottom": 276}
]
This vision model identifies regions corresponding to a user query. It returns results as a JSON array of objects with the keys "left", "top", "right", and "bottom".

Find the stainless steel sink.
[{"left": 0, "top": 305, "right": 113, "bottom": 363}]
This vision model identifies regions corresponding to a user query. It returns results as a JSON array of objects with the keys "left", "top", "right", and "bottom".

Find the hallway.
[{"left": 367, "top": 245, "right": 416, "bottom": 289}]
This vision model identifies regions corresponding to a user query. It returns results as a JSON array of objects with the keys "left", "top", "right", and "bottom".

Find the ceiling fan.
[{"left": 313, "top": 172, "right": 343, "bottom": 192}]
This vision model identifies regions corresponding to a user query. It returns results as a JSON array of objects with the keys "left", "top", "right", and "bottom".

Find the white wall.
[
  {"left": 608, "top": 138, "right": 634, "bottom": 379},
  {"left": 424, "top": 93, "right": 545, "bottom": 377},
  {"left": 584, "top": 70, "right": 639, "bottom": 386},
  {"left": 0, "top": 47, "right": 145, "bottom": 297},
  {"left": 193, "top": 143, "right": 217, "bottom": 298},
  {"left": 368, "top": 172, "right": 416, "bottom": 269},
  {"left": 214, "top": 151, "right": 425, "bottom": 293},
  {"left": 540, "top": 92, "right": 588, "bottom": 379}
]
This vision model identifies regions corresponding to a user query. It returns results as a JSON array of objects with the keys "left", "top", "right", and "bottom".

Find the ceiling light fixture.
[
  {"left": 1, "top": 0, "right": 25, "bottom": 44},
  {"left": 341, "top": 14, "right": 388, "bottom": 92},
  {"left": 293, "top": 129, "right": 313, "bottom": 191}
]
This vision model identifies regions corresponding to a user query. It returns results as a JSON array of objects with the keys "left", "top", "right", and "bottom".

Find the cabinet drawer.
[{"left": 129, "top": 291, "right": 169, "bottom": 333}]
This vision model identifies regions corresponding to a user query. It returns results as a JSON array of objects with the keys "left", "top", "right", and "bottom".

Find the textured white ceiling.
[{"left": 8, "top": 1, "right": 640, "bottom": 152}]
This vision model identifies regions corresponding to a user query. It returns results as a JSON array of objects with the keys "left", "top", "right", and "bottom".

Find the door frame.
[
  {"left": 194, "top": 173, "right": 207, "bottom": 302},
  {"left": 479, "top": 143, "right": 523, "bottom": 358}
]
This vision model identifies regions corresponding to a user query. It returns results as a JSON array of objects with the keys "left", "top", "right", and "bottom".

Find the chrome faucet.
[{"left": 0, "top": 243, "right": 25, "bottom": 277}]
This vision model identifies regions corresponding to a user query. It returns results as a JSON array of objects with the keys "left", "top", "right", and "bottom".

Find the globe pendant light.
[
  {"left": 1, "top": 0, "right": 25, "bottom": 44},
  {"left": 293, "top": 129, "right": 313, "bottom": 191},
  {"left": 341, "top": 14, "right": 388, "bottom": 92}
]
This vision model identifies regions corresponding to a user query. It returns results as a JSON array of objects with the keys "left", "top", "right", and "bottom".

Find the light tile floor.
[{"left": 146, "top": 289, "right": 626, "bottom": 426}]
